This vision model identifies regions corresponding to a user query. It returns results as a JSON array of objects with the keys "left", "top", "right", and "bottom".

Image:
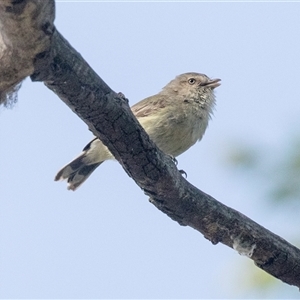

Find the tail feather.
[
  {"left": 54, "top": 153, "right": 84, "bottom": 181},
  {"left": 67, "top": 162, "right": 102, "bottom": 191},
  {"left": 55, "top": 137, "right": 113, "bottom": 190},
  {"left": 55, "top": 153, "right": 103, "bottom": 191}
]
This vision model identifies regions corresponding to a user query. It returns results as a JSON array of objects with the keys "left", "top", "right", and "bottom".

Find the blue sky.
[{"left": 1, "top": 1, "right": 300, "bottom": 298}]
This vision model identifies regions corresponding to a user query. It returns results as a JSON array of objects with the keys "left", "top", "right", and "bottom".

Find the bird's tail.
[
  {"left": 55, "top": 153, "right": 103, "bottom": 191},
  {"left": 55, "top": 137, "right": 113, "bottom": 191}
]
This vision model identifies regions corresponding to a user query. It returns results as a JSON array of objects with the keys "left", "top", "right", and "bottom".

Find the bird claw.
[
  {"left": 169, "top": 155, "right": 178, "bottom": 166},
  {"left": 179, "top": 169, "right": 187, "bottom": 178},
  {"left": 168, "top": 156, "right": 186, "bottom": 177}
]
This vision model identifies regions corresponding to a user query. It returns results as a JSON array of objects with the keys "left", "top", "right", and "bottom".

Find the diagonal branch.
[{"left": 1, "top": 0, "right": 300, "bottom": 288}]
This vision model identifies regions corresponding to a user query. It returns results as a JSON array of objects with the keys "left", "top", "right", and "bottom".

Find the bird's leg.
[{"left": 168, "top": 155, "right": 187, "bottom": 177}]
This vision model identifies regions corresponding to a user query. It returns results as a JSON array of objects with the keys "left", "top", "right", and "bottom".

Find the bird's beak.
[{"left": 204, "top": 78, "right": 221, "bottom": 89}]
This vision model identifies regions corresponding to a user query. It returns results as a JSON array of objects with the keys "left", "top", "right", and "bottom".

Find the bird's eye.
[{"left": 188, "top": 78, "right": 196, "bottom": 85}]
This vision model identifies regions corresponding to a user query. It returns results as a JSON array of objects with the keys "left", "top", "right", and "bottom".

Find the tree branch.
[{"left": 1, "top": 0, "right": 300, "bottom": 288}]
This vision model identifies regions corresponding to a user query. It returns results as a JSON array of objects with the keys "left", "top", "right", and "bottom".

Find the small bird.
[{"left": 55, "top": 72, "right": 221, "bottom": 190}]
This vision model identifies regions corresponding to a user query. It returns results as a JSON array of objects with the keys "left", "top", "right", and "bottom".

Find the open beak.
[{"left": 203, "top": 78, "right": 221, "bottom": 89}]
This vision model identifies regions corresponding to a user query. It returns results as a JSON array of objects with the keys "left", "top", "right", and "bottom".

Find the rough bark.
[{"left": 1, "top": 0, "right": 300, "bottom": 288}]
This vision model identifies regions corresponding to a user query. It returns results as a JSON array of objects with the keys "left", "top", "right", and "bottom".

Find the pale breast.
[{"left": 137, "top": 102, "right": 209, "bottom": 157}]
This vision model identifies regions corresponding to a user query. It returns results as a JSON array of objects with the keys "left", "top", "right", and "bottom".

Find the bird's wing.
[{"left": 131, "top": 94, "right": 167, "bottom": 118}]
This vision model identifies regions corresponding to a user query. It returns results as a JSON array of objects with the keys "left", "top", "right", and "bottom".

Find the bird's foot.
[
  {"left": 169, "top": 155, "right": 178, "bottom": 166},
  {"left": 179, "top": 169, "right": 187, "bottom": 178}
]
